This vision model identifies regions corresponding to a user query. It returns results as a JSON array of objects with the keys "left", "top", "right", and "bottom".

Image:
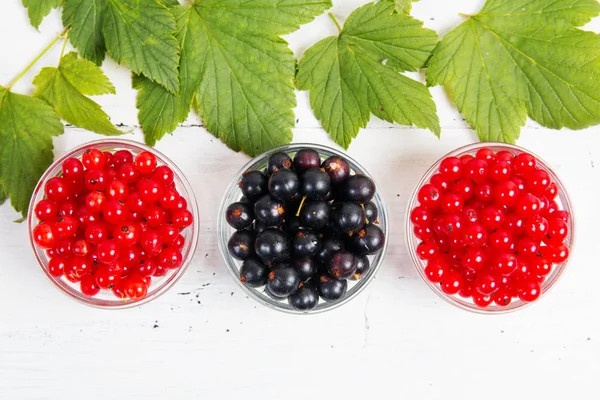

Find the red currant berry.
[
  {"left": 125, "top": 192, "right": 146, "bottom": 213},
  {"left": 440, "top": 214, "right": 463, "bottom": 236},
  {"left": 138, "top": 179, "right": 163, "bottom": 203},
  {"left": 545, "top": 182, "right": 558, "bottom": 200},
  {"left": 475, "top": 271, "right": 500, "bottom": 295},
  {"left": 159, "top": 187, "right": 180, "bottom": 209},
  {"left": 45, "top": 177, "right": 70, "bottom": 203},
  {"left": 545, "top": 218, "right": 568, "bottom": 246},
  {"left": 528, "top": 170, "right": 551, "bottom": 195},
  {"left": 134, "top": 151, "right": 157, "bottom": 175},
  {"left": 439, "top": 157, "right": 463, "bottom": 181},
  {"left": 514, "top": 153, "right": 536, "bottom": 176},
  {"left": 113, "top": 150, "right": 134, "bottom": 168},
  {"left": 430, "top": 174, "right": 452, "bottom": 192},
  {"left": 85, "top": 222, "right": 108, "bottom": 245},
  {"left": 453, "top": 180, "right": 474, "bottom": 201},
  {"left": 493, "top": 180, "right": 519, "bottom": 207},
  {"left": 54, "top": 238, "right": 73, "bottom": 256},
  {"left": 511, "top": 175, "right": 526, "bottom": 191},
  {"left": 476, "top": 148, "right": 495, "bottom": 162},
  {"left": 48, "top": 256, "right": 68, "bottom": 277},
  {"left": 489, "top": 229, "right": 514, "bottom": 252},
  {"left": 113, "top": 223, "right": 140, "bottom": 247},
  {"left": 440, "top": 271, "right": 464, "bottom": 295},
  {"left": 532, "top": 256, "right": 552, "bottom": 276},
  {"left": 77, "top": 207, "right": 100, "bottom": 227},
  {"left": 410, "top": 206, "right": 433, "bottom": 227},
  {"left": 525, "top": 216, "right": 549, "bottom": 240},
  {"left": 447, "top": 249, "right": 465, "bottom": 267},
  {"left": 135, "top": 258, "right": 158, "bottom": 277},
  {"left": 465, "top": 158, "right": 489, "bottom": 183},
  {"left": 95, "top": 265, "right": 121, "bottom": 289},
  {"left": 171, "top": 209, "right": 193, "bottom": 229},
  {"left": 85, "top": 191, "right": 106, "bottom": 213},
  {"left": 546, "top": 200, "right": 559, "bottom": 216},
  {"left": 82, "top": 148, "right": 106, "bottom": 170},
  {"left": 124, "top": 276, "right": 148, "bottom": 300},
  {"left": 103, "top": 151, "right": 114, "bottom": 166},
  {"left": 69, "top": 256, "right": 94, "bottom": 282},
  {"left": 463, "top": 248, "right": 487, "bottom": 271},
  {"left": 80, "top": 274, "right": 101, "bottom": 296},
  {"left": 117, "top": 162, "right": 140, "bottom": 183},
  {"left": 107, "top": 180, "right": 129, "bottom": 202},
  {"left": 474, "top": 182, "right": 493, "bottom": 202},
  {"left": 151, "top": 165, "right": 174, "bottom": 186},
  {"left": 495, "top": 151, "right": 515, "bottom": 164},
  {"left": 97, "top": 240, "right": 120, "bottom": 264},
  {"left": 491, "top": 253, "right": 518, "bottom": 275},
  {"left": 174, "top": 196, "right": 188, "bottom": 210},
  {"left": 549, "top": 244, "right": 569, "bottom": 263},
  {"left": 140, "top": 230, "right": 162, "bottom": 256},
  {"left": 490, "top": 161, "right": 512, "bottom": 181},
  {"left": 517, "top": 238, "right": 539, "bottom": 258},
  {"left": 515, "top": 193, "right": 541, "bottom": 218},
  {"left": 480, "top": 206, "right": 505, "bottom": 230},
  {"left": 54, "top": 216, "right": 78, "bottom": 238},
  {"left": 505, "top": 214, "right": 526, "bottom": 238},
  {"left": 462, "top": 268, "right": 478, "bottom": 282},
  {"left": 414, "top": 225, "right": 434, "bottom": 241},
  {"left": 472, "top": 293, "right": 493, "bottom": 308},
  {"left": 35, "top": 199, "right": 58, "bottom": 221},
  {"left": 111, "top": 281, "right": 127, "bottom": 300},
  {"left": 71, "top": 239, "right": 90, "bottom": 257},
  {"left": 550, "top": 210, "right": 569, "bottom": 223},
  {"left": 417, "top": 183, "right": 441, "bottom": 209},
  {"left": 517, "top": 279, "right": 541, "bottom": 302},
  {"left": 416, "top": 241, "right": 439, "bottom": 261},
  {"left": 33, "top": 222, "right": 57, "bottom": 249},
  {"left": 57, "top": 200, "right": 78, "bottom": 218},
  {"left": 143, "top": 206, "right": 167, "bottom": 228},
  {"left": 173, "top": 234, "right": 185, "bottom": 249},
  {"left": 462, "top": 206, "right": 479, "bottom": 224},
  {"left": 84, "top": 169, "right": 108, "bottom": 192},
  {"left": 460, "top": 154, "right": 474, "bottom": 164},
  {"left": 62, "top": 157, "right": 85, "bottom": 181},
  {"left": 153, "top": 264, "right": 169, "bottom": 277},
  {"left": 103, "top": 200, "right": 127, "bottom": 224},
  {"left": 492, "top": 290, "right": 512, "bottom": 307},
  {"left": 441, "top": 193, "right": 464, "bottom": 214},
  {"left": 464, "top": 224, "right": 488, "bottom": 247},
  {"left": 424, "top": 259, "right": 448, "bottom": 283}
]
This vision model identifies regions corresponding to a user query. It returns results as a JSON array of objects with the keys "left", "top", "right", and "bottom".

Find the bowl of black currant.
[{"left": 218, "top": 144, "right": 388, "bottom": 314}]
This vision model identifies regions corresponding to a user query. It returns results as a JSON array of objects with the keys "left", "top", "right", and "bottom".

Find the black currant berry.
[
  {"left": 350, "top": 255, "right": 370, "bottom": 281},
  {"left": 265, "top": 284, "right": 287, "bottom": 300},
  {"left": 283, "top": 215, "right": 301, "bottom": 233},
  {"left": 266, "top": 267, "right": 301, "bottom": 297},
  {"left": 317, "top": 275, "right": 347, "bottom": 301},
  {"left": 300, "top": 168, "right": 331, "bottom": 200},
  {"left": 267, "top": 151, "right": 293, "bottom": 175},
  {"left": 298, "top": 201, "right": 330, "bottom": 230},
  {"left": 327, "top": 251, "right": 357, "bottom": 279},
  {"left": 288, "top": 284, "right": 319, "bottom": 311},
  {"left": 227, "top": 230, "right": 255, "bottom": 260},
  {"left": 332, "top": 202, "right": 366, "bottom": 233},
  {"left": 268, "top": 169, "right": 299, "bottom": 202},
  {"left": 347, "top": 224, "right": 385, "bottom": 255},
  {"left": 255, "top": 228, "right": 291, "bottom": 265},
  {"left": 343, "top": 175, "right": 376, "bottom": 204},
  {"left": 321, "top": 156, "right": 350, "bottom": 185},
  {"left": 291, "top": 258, "right": 319, "bottom": 282},
  {"left": 292, "top": 230, "right": 321, "bottom": 258},
  {"left": 253, "top": 220, "right": 270, "bottom": 235},
  {"left": 254, "top": 195, "right": 286, "bottom": 227},
  {"left": 293, "top": 148, "right": 321, "bottom": 173},
  {"left": 240, "top": 170, "right": 268, "bottom": 202},
  {"left": 225, "top": 202, "right": 254, "bottom": 230},
  {"left": 315, "top": 236, "right": 345, "bottom": 265},
  {"left": 240, "top": 258, "right": 269, "bottom": 287},
  {"left": 364, "top": 201, "right": 378, "bottom": 224}
]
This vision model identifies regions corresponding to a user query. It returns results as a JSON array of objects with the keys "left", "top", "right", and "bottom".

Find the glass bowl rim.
[
  {"left": 217, "top": 142, "right": 389, "bottom": 315},
  {"left": 405, "top": 141, "right": 575, "bottom": 315},
  {"left": 27, "top": 138, "right": 200, "bottom": 309}
]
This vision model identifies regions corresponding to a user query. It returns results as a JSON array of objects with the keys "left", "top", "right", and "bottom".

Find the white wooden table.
[{"left": 1, "top": 1, "right": 599, "bottom": 399}]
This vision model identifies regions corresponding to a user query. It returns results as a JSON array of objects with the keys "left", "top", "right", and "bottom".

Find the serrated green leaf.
[
  {"left": 427, "top": 0, "right": 600, "bottom": 143},
  {"left": 0, "top": 187, "right": 7, "bottom": 206},
  {"left": 160, "top": 0, "right": 179, "bottom": 6},
  {"left": 22, "top": 0, "right": 62, "bottom": 29},
  {"left": 297, "top": 2, "right": 439, "bottom": 149},
  {"left": 135, "top": 0, "right": 332, "bottom": 155},
  {"left": 0, "top": 87, "right": 64, "bottom": 217},
  {"left": 33, "top": 52, "right": 123, "bottom": 136},
  {"left": 63, "top": 0, "right": 180, "bottom": 93},
  {"left": 388, "top": 0, "right": 418, "bottom": 14}
]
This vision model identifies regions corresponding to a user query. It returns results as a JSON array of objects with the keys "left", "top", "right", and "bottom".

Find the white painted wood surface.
[{"left": 1, "top": 1, "right": 599, "bottom": 399}]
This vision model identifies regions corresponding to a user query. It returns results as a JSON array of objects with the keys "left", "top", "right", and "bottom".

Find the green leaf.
[
  {"left": 63, "top": 0, "right": 180, "bottom": 93},
  {"left": 135, "top": 0, "right": 332, "bottom": 154},
  {"left": 22, "top": 0, "right": 62, "bottom": 29},
  {"left": 0, "top": 87, "right": 64, "bottom": 217},
  {"left": 33, "top": 52, "right": 124, "bottom": 136},
  {"left": 388, "top": 0, "right": 418, "bottom": 14},
  {"left": 0, "top": 187, "right": 7, "bottom": 206},
  {"left": 427, "top": 0, "right": 600, "bottom": 143},
  {"left": 296, "top": 2, "right": 439, "bottom": 149}
]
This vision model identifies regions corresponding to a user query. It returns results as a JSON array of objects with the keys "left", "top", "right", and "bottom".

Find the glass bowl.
[
  {"left": 27, "top": 139, "right": 199, "bottom": 309},
  {"left": 218, "top": 143, "right": 389, "bottom": 314},
  {"left": 406, "top": 142, "right": 574, "bottom": 314}
]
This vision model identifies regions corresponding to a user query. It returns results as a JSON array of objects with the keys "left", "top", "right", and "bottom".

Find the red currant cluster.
[
  {"left": 410, "top": 148, "right": 571, "bottom": 308},
  {"left": 31, "top": 148, "right": 193, "bottom": 301}
]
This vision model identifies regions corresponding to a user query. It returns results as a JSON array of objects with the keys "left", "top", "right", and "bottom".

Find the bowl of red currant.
[
  {"left": 28, "top": 139, "right": 199, "bottom": 308},
  {"left": 218, "top": 144, "right": 388, "bottom": 314},
  {"left": 407, "top": 143, "right": 573, "bottom": 313}
]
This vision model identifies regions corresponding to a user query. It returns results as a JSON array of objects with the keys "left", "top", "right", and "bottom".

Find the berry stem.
[
  {"left": 361, "top": 203, "right": 369, "bottom": 224},
  {"left": 295, "top": 196, "right": 307, "bottom": 217},
  {"left": 328, "top": 13, "right": 342, "bottom": 33},
  {"left": 6, "top": 26, "right": 70, "bottom": 90}
]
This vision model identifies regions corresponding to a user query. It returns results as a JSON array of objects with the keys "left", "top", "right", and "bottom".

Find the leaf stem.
[
  {"left": 6, "top": 26, "right": 70, "bottom": 90},
  {"left": 328, "top": 13, "right": 342, "bottom": 33},
  {"left": 59, "top": 29, "right": 70, "bottom": 60},
  {"left": 459, "top": 12, "right": 472, "bottom": 18}
]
